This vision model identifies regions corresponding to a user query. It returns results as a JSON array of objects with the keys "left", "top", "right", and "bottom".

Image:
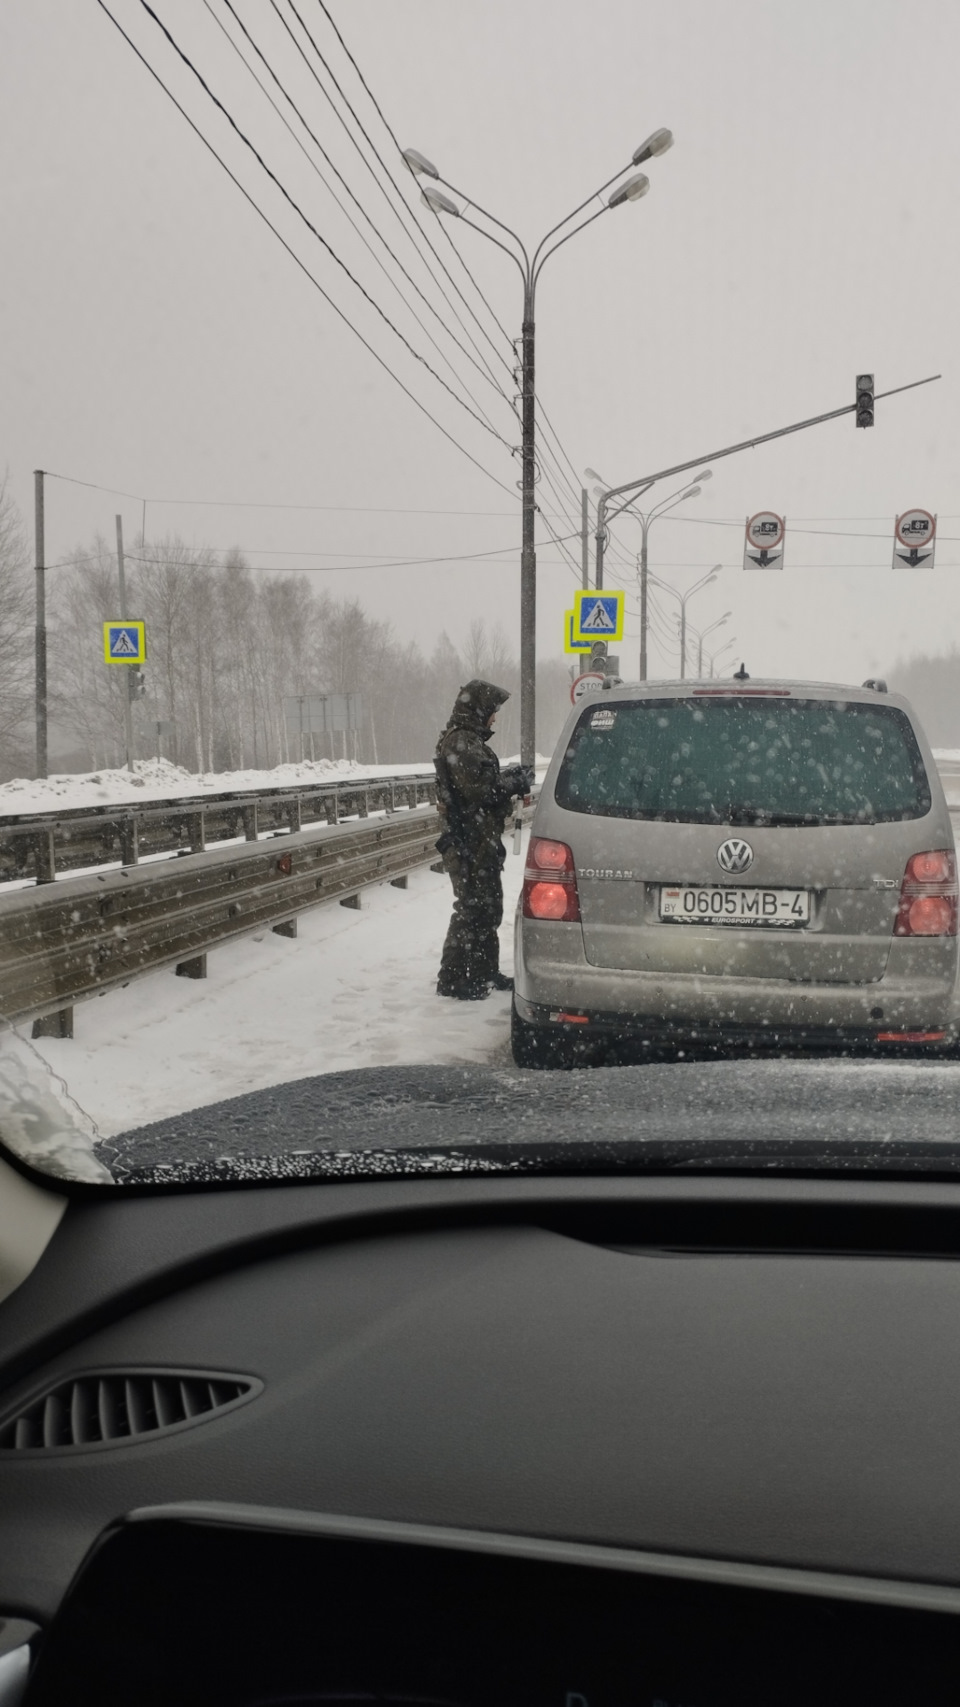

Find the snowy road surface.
[{"left": 24, "top": 836, "right": 528, "bottom": 1139}]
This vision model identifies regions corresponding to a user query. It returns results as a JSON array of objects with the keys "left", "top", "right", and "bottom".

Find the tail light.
[
  {"left": 522, "top": 837, "right": 581, "bottom": 923},
  {"left": 893, "top": 849, "right": 958, "bottom": 937}
]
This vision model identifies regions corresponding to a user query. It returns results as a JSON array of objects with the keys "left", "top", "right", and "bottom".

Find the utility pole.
[
  {"left": 409, "top": 133, "right": 669, "bottom": 767},
  {"left": 115, "top": 515, "right": 136, "bottom": 772},
  {"left": 34, "top": 470, "right": 46, "bottom": 779},
  {"left": 580, "top": 489, "right": 590, "bottom": 589},
  {"left": 594, "top": 515, "right": 606, "bottom": 591},
  {"left": 639, "top": 525, "right": 649, "bottom": 681},
  {"left": 520, "top": 297, "right": 536, "bottom": 768}
]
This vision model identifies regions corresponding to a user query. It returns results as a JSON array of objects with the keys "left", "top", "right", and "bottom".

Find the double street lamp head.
[
  {"left": 607, "top": 171, "right": 650, "bottom": 208},
  {"left": 420, "top": 186, "right": 460, "bottom": 217},
  {"left": 632, "top": 127, "right": 674, "bottom": 165},
  {"left": 402, "top": 148, "right": 439, "bottom": 178}
]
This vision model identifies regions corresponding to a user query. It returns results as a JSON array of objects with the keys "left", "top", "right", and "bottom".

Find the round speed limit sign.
[{"left": 571, "top": 672, "right": 606, "bottom": 705}]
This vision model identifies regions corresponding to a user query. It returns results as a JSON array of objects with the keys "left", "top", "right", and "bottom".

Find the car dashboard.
[{"left": 5, "top": 1168, "right": 960, "bottom": 1703}]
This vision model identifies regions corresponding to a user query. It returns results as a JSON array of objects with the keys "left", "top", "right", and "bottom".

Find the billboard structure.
[{"left": 283, "top": 693, "right": 365, "bottom": 758}]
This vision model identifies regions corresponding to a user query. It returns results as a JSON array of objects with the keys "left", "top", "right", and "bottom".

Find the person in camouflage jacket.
[{"left": 434, "top": 679, "right": 531, "bottom": 1000}]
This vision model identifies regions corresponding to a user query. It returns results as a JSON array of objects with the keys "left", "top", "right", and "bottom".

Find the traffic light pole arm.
[{"left": 597, "top": 373, "right": 941, "bottom": 512}]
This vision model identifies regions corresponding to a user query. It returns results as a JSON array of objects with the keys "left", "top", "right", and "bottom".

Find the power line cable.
[
  {"left": 312, "top": 0, "right": 516, "bottom": 356},
  {"left": 43, "top": 469, "right": 594, "bottom": 518},
  {"left": 129, "top": 530, "right": 580, "bottom": 568},
  {"left": 213, "top": 0, "right": 516, "bottom": 431},
  {"left": 309, "top": 0, "right": 588, "bottom": 505},
  {"left": 279, "top": 0, "right": 514, "bottom": 389},
  {"left": 137, "top": 0, "right": 514, "bottom": 450},
  {"left": 94, "top": 0, "right": 518, "bottom": 499},
  {"left": 536, "top": 510, "right": 583, "bottom": 585}
]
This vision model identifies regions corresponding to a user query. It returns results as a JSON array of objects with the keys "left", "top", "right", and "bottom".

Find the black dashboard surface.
[
  {"left": 25, "top": 1503, "right": 960, "bottom": 1706},
  {"left": 7, "top": 1170, "right": 960, "bottom": 1637}
]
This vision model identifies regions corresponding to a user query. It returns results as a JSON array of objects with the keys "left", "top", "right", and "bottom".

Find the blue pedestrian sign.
[
  {"left": 573, "top": 589, "right": 624, "bottom": 643},
  {"left": 563, "top": 609, "right": 592, "bottom": 654},
  {"left": 103, "top": 620, "right": 146, "bottom": 665}
]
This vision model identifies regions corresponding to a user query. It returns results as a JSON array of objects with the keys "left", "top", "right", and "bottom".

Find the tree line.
[{"left": 0, "top": 489, "right": 573, "bottom": 780}]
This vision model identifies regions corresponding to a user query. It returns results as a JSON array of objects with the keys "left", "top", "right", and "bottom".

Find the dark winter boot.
[{"left": 436, "top": 979, "right": 490, "bottom": 1001}]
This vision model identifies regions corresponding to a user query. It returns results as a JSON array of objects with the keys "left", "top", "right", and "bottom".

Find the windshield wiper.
[{"left": 721, "top": 805, "right": 826, "bottom": 827}]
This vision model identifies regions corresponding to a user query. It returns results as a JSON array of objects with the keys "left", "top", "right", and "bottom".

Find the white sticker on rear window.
[{"left": 590, "top": 709, "right": 616, "bottom": 729}]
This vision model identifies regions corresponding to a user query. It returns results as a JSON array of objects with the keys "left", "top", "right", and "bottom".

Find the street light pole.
[
  {"left": 648, "top": 566, "right": 722, "bottom": 678},
  {"left": 521, "top": 283, "right": 536, "bottom": 752},
  {"left": 34, "top": 469, "right": 46, "bottom": 779},
  {"left": 706, "top": 635, "right": 737, "bottom": 677},
  {"left": 693, "top": 611, "right": 732, "bottom": 677},
  {"left": 406, "top": 130, "right": 673, "bottom": 765},
  {"left": 589, "top": 469, "right": 711, "bottom": 678}
]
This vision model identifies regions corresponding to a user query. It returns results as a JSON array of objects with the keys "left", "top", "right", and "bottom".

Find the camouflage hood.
[{"left": 444, "top": 679, "right": 510, "bottom": 737}]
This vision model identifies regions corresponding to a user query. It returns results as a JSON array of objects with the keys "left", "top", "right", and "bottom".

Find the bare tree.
[{"left": 42, "top": 525, "right": 570, "bottom": 778}]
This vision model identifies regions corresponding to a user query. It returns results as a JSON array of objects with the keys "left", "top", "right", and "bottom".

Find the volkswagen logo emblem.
[{"left": 717, "top": 837, "right": 754, "bottom": 875}]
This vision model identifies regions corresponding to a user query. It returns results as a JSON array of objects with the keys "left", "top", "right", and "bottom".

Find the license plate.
[{"left": 659, "top": 885, "right": 811, "bottom": 927}]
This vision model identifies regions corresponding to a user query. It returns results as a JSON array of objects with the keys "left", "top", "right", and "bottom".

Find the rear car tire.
[{"left": 510, "top": 999, "right": 580, "bottom": 1070}]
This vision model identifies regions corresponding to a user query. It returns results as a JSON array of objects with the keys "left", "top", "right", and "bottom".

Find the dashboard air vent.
[{"left": 0, "top": 1368, "right": 261, "bottom": 1452}]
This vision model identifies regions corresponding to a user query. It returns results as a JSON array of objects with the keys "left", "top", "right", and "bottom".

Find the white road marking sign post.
[
  {"left": 743, "top": 512, "right": 785, "bottom": 571},
  {"left": 892, "top": 509, "right": 936, "bottom": 569}
]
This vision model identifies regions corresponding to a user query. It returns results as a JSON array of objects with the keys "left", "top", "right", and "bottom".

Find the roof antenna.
[{"left": 733, "top": 663, "right": 750, "bottom": 681}]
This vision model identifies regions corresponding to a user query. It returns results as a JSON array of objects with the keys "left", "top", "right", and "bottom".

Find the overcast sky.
[{"left": 1, "top": 0, "right": 958, "bottom": 694}]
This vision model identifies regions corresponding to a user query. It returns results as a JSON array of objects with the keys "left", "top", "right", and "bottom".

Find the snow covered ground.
[{"left": 16, "top": 837, "right": 528, "bottom": 1140}]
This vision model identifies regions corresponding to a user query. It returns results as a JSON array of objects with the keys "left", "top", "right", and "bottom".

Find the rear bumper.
[
  {"left": 513, "top": 990, "right": 951, "bottom": 1051},
  {"left": 514, "top": 917, "right": 958, "bottom": 1040}
]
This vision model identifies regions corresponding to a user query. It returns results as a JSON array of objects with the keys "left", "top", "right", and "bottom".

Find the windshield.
[
  {"left": 1, "top": 3, "right": 959, "bottom": 1192},
  {"left": 555, "top": 698, "right": 931, "bottom": 826}
]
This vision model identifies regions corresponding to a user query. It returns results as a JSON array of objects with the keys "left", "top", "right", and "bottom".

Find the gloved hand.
[
  {"left": 499, "top": 765, "right": 527, "bottom": 798},
  {"left": 520, "top": 764, "right": 537, "bottom": 793}
]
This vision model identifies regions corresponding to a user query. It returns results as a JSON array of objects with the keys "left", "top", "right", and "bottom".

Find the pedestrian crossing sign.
[
  {"left": 572, "top": 589, "right": 623, "bottom": 643},
  {"left": 564, "top": 609, "right": 592, "bottom": 653},
  {"left": 103, "top": 620, "right": 146, "bottom": 665}
]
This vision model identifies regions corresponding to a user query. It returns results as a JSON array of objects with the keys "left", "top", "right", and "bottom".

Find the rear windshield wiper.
[{"left": 721, "top": 806, "right": 829, "bottom": 827}]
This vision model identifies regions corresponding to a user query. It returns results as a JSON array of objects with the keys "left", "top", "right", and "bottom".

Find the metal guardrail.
[
  {"left": 0, "top": 805, "right": 446, "bottom": 1033},
  {"left": 0, "top": 771, "right": 438, "bottom": 885}
]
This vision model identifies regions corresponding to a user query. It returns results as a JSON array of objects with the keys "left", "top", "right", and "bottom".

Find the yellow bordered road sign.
[
  {"left": 564, "top": 609, "right": 592, "bottom": 653},
  {"left": 573, "top": 588, "right": 624, "bottom": 643},
  {"left": 103, "top": 620, "right": 146, "bottom": 664}
]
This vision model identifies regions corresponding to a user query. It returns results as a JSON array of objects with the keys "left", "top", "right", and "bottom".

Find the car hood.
[{"left": 88, "top": 1059, "right": 960, "bottom": 1186}]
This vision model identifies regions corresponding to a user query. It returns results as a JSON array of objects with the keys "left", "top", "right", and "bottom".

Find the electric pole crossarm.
[{"left": 601, "top": 374, "right": 942, "bottom": 507}]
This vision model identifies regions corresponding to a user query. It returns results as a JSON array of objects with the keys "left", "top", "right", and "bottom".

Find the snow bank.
[
  {"left": 0, "top": 754, "right": 433, "bottom": 817},
  {"left": 0, "top": 751, "right": 551, "bottom": 819}
]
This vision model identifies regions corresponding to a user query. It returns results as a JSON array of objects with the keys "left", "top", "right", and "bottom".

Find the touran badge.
[{"left": 716, "top": 837, "right": 754, "bottom": 875}]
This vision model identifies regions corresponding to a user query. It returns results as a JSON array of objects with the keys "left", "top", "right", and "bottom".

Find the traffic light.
[
  {"left": 856, "top": 373, "right": 874, "bottom": 428},
  {"left": 128, "top": 668, "right": 146, "bottom": 700},
  {"left": 589, "top": 640, "right": 608, "bottom": 674}
]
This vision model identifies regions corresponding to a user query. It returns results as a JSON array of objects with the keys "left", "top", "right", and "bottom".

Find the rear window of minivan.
[{"left": 555, "top": 697, "right": 931, "bottom": 825}]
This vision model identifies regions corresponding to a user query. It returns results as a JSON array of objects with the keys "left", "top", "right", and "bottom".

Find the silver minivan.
[{"left": 513, "top": 679, "right": 959, "bottom": 1066}]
